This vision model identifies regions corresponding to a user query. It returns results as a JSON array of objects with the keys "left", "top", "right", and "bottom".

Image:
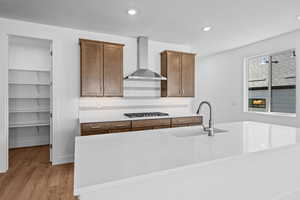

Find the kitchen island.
[{"left": 74, "top": 121, "right": 300, "bottom": 200}]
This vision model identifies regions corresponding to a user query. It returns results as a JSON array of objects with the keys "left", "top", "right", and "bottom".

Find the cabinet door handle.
[
  {"left": 182, "top": 89, "right": 184, "bottom": 94},
  {"left": 115, "top": 124, "right": 127, "bottom": 127}
]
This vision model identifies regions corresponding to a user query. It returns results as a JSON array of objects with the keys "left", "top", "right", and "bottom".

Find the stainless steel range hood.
[{"left": 124, "top": 36, "right": 167, "bottom": 80}]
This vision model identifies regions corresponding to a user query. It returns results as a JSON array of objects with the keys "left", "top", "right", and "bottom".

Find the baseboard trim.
[
  {"left": 52, "top": 154, "right": 74, "bottom": 165},
  {"left": 9, "top": 144, "right": 50, "bottom": 150},
  {"left": 9, "top": 138, "right": 49, "bottom": 149}
]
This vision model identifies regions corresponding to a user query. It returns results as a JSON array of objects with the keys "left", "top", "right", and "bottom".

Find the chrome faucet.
[{"left": 196, "top": 101, "right": 214, "bottom": 136}]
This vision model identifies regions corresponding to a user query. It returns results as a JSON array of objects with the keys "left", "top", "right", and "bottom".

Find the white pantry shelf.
[
  {"left": 9, "top": 109, "right": 50, "bottom": 113},
  {"left": 9, "top": 82, "right": 50, "bottom": 86},
  {"left": 9, "top": 68, "right": 51, "bottom": 72},
  {"left": 9, "top": 97, "right": 50, "bottom": 99},
  {"left": 9, "top": 122, "right": 50, "bottom": 128}
]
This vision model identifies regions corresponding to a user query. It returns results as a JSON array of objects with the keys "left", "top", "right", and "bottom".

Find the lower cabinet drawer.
[
  {"left": 81, "top": 130, "right": 109, "bottom": 136},
  {"left": 109, "top": 128, "right": 132, "bottom": 133},
  {"left": 153, "top": 125, "right": 171, "bottom": 129},
  {"left": 171, "top": 116, "right": 202, "bottom": 127},
  {"left": 81, "top": 121, "right": 131, "bottom": 135},
  {"left": 172, "top": 123, "right": 196, "bottom": 128},
  {"left": 82, "top": 128, "right": 132, "bottom": 136},
  {"left": 131, "top": 127, "right": 153, "bottom": 132},
  {"left": 132, "top": 118, "right": 171, "bottom": 129}
]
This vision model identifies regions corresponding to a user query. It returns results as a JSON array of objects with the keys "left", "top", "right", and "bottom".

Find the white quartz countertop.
[
  {"left": 74, "top": 121, "right": 300, "bottom": 197},
  {"left": 79, "top": 111, "right": 199, "bottom": 123}
]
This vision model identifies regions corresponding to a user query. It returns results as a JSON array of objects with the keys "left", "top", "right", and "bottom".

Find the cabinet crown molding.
[
  {"left": 79, "top": 38, "right": 125, "bottom": 47},
  {"left": 161, "top": 50, "right": 196, "bottom": 56}
]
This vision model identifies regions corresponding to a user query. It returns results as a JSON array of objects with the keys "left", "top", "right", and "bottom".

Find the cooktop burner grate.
[{"left": 124, "top": 112, "right": 169, "bottom": 118}]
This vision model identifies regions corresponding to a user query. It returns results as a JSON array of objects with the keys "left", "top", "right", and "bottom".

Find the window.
[{"left": 245, "top": 49, "right": 296, "bottom": 115}]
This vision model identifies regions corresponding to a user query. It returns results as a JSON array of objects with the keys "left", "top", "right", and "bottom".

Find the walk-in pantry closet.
[{"left": 8, "top": 35, "right": 52, "bottom": 161}]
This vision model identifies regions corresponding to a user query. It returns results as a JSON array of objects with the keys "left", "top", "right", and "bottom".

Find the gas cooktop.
[{"left": 124, "top": 112, "right": 169, "bottom": 118}]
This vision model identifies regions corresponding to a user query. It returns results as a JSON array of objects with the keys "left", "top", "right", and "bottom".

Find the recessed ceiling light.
[
  {"left": 297, "top": 15, "right": 300, "bottom": 20},
  {"left": 202, "top": 26, "right": 212, "bottom": 32},
  {"left": 128, "top": 9, "right": 137, "bottom": 16}
]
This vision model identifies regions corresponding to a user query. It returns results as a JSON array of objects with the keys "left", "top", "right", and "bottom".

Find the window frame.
[{"left": 243, "top": 49, "right": 297, "bottom": 117}]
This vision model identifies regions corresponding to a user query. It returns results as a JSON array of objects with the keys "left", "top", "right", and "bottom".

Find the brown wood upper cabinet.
[
  {"left": 80, "top": 39, "right": 124, "bottom": 97},
  {"left": 161, "top": 50, "right": 195, "bottom": 97}
]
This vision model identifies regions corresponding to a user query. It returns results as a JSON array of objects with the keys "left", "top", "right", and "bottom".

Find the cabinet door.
[
  {"left": 103, "top": 44, "right": 123, "bottom": 96},
  {"left": 81, "top": 42, "right": 103, "bottom": 96},
  {"left": 167, "top": 52, "right": 182, "bottom": 96},
  {"left": 181, "top": 53, "right": 195, "bottom": 97}
]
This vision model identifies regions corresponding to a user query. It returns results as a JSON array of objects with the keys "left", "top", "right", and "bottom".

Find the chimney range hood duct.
[{"left": 124, "top": 36, "right": 167, "bottom": 80}]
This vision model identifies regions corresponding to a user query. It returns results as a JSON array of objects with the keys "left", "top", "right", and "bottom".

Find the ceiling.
[{"left": 0, "top": 0, "right": 300, "bottom": 56}]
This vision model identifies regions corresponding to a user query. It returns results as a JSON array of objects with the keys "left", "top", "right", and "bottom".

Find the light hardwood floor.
[{"left": 0, "top": 146, "right": 77, "bottom": 200}]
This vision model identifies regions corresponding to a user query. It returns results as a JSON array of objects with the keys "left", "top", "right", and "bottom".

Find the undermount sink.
[{"left": 173, "top": 127, "right": 228, "bottom": 138}]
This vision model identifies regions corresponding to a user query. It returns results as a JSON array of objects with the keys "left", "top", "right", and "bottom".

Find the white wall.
[
  {"left": 193, "top": 30, "right": 300, "bottom": 127},
  {"left": 0, "top": 33, "right": 9, "bottom": 172},
  {"left": 0, "top": 17, "right": 193, "bottom": 172}
]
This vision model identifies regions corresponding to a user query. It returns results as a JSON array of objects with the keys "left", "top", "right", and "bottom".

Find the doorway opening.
[{"left": 8, "top": 35, "right": 53, "bottom": 167}]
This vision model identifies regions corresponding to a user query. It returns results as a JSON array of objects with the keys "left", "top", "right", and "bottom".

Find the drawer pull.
[
  {"left": 91, "top": 126, "right": 102, "bottom": 129},
  {"left": 115, "top": 124, "right": 127, "bottom": 127},
  {"left": 89, "top": 124, "right": 129, "bottom": 129}
]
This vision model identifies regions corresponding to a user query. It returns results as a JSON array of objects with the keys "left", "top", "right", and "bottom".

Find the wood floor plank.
[{"left": 0, "top": 146, "right": 77, "bottom": 200}]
